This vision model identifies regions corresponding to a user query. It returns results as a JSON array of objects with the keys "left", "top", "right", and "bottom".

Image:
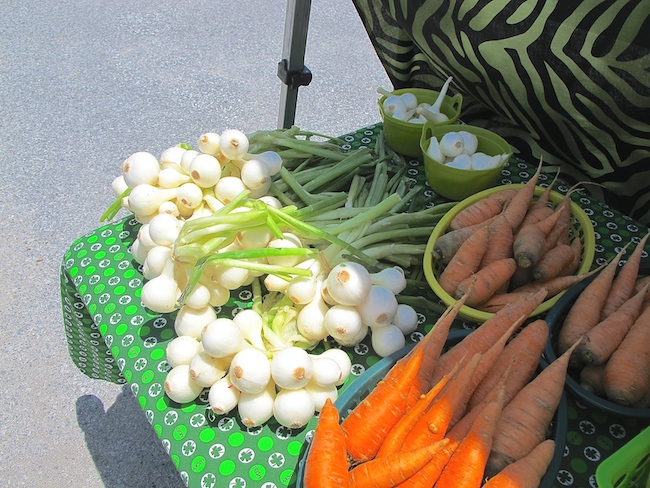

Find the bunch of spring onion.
[{"left": 102, "top": 127, "right": 454, "bottom": 427}]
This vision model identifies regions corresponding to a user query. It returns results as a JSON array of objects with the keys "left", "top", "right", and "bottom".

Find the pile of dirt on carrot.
[
  {"left": 433, "top": 162, "right": 593, "bottom": 312},
  {"left": 555, "top": 230, "right": 650, "bottom": 409},
  {"left": 303, "top": 288, "right": 571, "bottom": 488}
]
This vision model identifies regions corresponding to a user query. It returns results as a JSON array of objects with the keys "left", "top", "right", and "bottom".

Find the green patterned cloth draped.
[{"left": 351, "top": 0, "right": 650, "bottom": 224}]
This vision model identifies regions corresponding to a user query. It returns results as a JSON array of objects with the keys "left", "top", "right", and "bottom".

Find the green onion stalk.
[
  {"left": 101, "top": 128, "right": 458, "bottom": 342},
  {"left": 185, "top": 129, "right": 454, "bottom": 297}
]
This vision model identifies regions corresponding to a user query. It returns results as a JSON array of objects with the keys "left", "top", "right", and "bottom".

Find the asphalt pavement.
[{"left": 0, "top": 1, "right": 390, "bottom": 486}]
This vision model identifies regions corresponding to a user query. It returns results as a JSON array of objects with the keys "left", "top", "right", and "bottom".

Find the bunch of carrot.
[
  {"left": 555, "top": 231, "right": 650, "bottom": 408},
  {"left": 432, "top": 161, "right": 595, "bottom": 313},
  {"left": 303, "top": 288, "right": 578, "bottom": 488}
]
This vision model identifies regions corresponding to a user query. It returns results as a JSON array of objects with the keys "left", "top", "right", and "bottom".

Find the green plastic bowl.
[
  {"left": 420, "top": 124, "right": 512, "bottom": 201},
  {"left": 378, "top": 88, "right": 463, "bottom": 159},
  {"left": 423, "top": 184, "right": 596, "bottom": 323}
]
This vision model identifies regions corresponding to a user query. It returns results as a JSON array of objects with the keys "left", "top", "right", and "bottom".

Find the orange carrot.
[
  {"left": 401, "top": 353, "right": 482, "bottom": 450},
  {"left": 600, "top": 232, "right": 650, "bottom": 320},
  {"left": 467, "top": 318, "right": 548, "bottom": 411},
  {"left": 406, "top": 292, "right": 470, "bottom": 406},
  {"left": 449, "top": 315, "right": 526, "bottom": 427},
  {"left": 482, "top": 439, "right": 556, "bottom": 488},
  {"left": 509, "top": 265, "right": 534, "bottom": 290},
  {"left": 377, "top": 363, "right": 457, "bottom": 459},
  {"left": 603, "top": 304, "right": 650, "bottom": 406},
  {"left": 348, "top": 438, "right": 450, "bottom": 488},
  {"left": 486, "top": 339, "right": 580, "bottom": 477},
  {"left": 303, "top": 398, "right": 349, "bottom": 488},
  {"left": 455, "top": 258, "right": 518, "bottom": 306},
  {"left": 395, "top": 441, "right": 459, "bottom": 488},
  {"left": 512, "top": 201, "right": 567, "bottom": 269},
  {"left": 540, "top": 183, "right": 586, "bottom": 254},
  {"left": 517, "top": 169, "right": 560, "bottom": 230},
  {"left": 435, "top": 385, "right": 507, "bottom": 488},
  {"left": 447, "top": 368, "right": 510, "bottom": 445},
  {"left": 557, "top": 234, "right": 583, "bottom": 277},
  {"left": 438, "top": 225, "right": 490, "bottom": 296},
  {"left": 480, "top": 214, "right": 514, "bottom": 269},
  {"left": 477, "top": 292, "right": 537, "bottom": 314},
  {"left": 449, "top": 189, "right": 518, "bottom": 231},
  {"left": 531, "top": 243, "right": 576, "bottom": 282},
  {"left": 433, "top": 216, "right": 498, "bottom": 265},
  {"left": 509, "top": 265, "right": 602, "bottom": 297},
  {"left": 634, "top": 275, "right": 650, "bottom": 295},
  {"left": 556, "top": 247, "right": 626, "bottom": 355},
  {"left": 576, "top": 284, "right": 649, "bottom": 366},
  {"left": 341, "top": 337, "right": 425, "bottom": 463},
  {"left": 579, "top": 363, "right": 606, "bottom": 397},
  {"left": 502, "top": 158, "right": 544, "bottom": 230},
  {"left": 431, "top": 287, "right": 548, "bottom": 385},
  {"left": 539, "top": 190, "right": 577, "bottom": 253}
]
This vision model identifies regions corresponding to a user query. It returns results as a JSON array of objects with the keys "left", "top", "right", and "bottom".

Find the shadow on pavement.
[{"left": 76, "top": 386, "right": 186, "bottom": 488}]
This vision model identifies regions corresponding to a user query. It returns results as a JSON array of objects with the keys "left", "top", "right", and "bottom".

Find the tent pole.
[{"left": 277, "top": 0, "right": 312, "bottom": 129}]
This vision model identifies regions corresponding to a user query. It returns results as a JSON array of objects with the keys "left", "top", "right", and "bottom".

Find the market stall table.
[{"left": 60, "top": 124, "right": 650, "bottom": 488}]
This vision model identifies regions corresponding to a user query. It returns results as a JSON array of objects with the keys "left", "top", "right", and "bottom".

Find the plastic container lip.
[
  {"left": 544, "top": 263, "right": 650, "bottom": 419},
  {"left": 424, "top": 183, "right": 596, "bottom": 323},
  {"left": 295, "top": 329, "right": 567, "bottom": 488},
  {"left": 595, "top": 425, "right": 650, "bottom": 488}
]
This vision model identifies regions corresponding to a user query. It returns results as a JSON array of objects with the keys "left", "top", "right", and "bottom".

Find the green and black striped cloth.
[{"left": 352, "top": 0, "right": 650, "bottom": 225}]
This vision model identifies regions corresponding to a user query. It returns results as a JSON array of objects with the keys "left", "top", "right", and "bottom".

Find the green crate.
[{"left": 596, "top": 426, "right": 650, "bottom": 488}]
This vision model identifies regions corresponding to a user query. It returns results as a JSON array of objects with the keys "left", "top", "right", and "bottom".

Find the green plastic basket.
[{"left": 596, "top": 426, "right": 650, "bottom": 488}]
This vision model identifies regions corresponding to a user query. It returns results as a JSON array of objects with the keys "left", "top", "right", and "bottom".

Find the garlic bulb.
[
  {"left": 319, "top": 348, "right": 352, "bottom": 386},
  {"left": 165, "top": 336, "right": 202, "bottom": 368},
  {"left": 164, "top": 364, "right": 204, "bottom": 404},
  {"left": 201, "top": 318, "right": 250, "bottom": 358},
  {"left": 229, "top": 348, "right": 272, "bottom": 394},
  {"left": 305, "top": 380, "right": 338, "bottom": 412},
  {"left": 309, "top": 355, "right": 343, "bottom": 387},
  {"left": 238, "top": 381, "right": 276, "bottom": 427},
  {"left": 392, "top": 304, "right": 419, "bottom": 335},
  {"left": 439, "top": 132, "right": 465, "bottom": 158},
  {"left": 369, "top": 266, "right": 407, "bottom": 295},
  {"left": 121, "top": 151, "right": 160, "bottom": 188},
  {"left": 271, "top": 347, "right": 314, "bottom": 390},
  {"left": 174, "top": 304, "right": 217, "bottom": 339},
  {"left": 371, "top": 324, "right": 406, "bottom": 358},
  {"left": 323, "top": 305, "right": 365, "bottom": 346},
  {"left": 356, "top": 285, "right": 398, "bottom": 328},
  {"left": 208, "top": 375, "right": 240, "bottom": 415},
  {"left": 326, "top": 262, "right": 372, "bottom": 307},
  {"left": 459, "top": 130, "right": 479, "bottom": 155},
  {"left": 189, "top": 351, "right": 229, "bottom": 388},
  {"left": 273, "top": 388, "right": 315, "bottom": 429}
]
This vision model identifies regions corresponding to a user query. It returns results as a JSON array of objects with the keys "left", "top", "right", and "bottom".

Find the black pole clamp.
[{"left": 277, "top": 59, "right": 312, "bottom": 89}]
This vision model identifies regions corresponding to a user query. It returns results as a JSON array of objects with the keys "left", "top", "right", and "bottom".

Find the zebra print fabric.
[{"left": 352, "top": 0, "right": 650, "bottom": 225}]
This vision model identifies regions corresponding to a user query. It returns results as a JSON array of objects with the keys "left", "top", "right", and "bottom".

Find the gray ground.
[{"left": 0, "top": 1, "right": 390, "bottom": 486}]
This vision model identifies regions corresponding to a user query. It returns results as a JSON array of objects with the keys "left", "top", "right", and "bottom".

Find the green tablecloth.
[{"left": 61, "top": 124, "right": 649, "bottom": 487}]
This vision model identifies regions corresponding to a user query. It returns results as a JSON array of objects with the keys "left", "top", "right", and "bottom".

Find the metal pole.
[{"left": 277, "top": 0, "right": 312, "bottom": 129}]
